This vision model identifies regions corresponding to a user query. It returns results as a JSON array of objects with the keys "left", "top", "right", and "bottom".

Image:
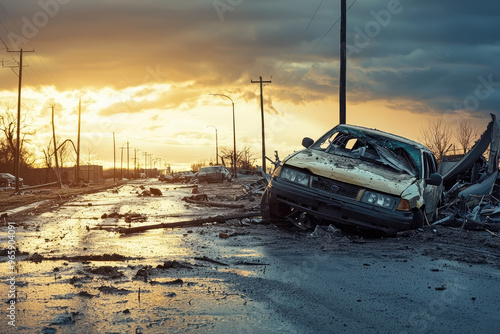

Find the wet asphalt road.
[{"left": 0, "top": 179, "right": 499, "bottom": 333}]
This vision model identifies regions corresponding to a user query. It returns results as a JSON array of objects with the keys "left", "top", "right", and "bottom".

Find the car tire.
[
  {"left": 261, "top": 187, "right": 292, "bottom": 221},
  {"left": 260, "top": 188, "right": 274, "bottom": 220},
  {"left": 411, "top": 208, "right": 424, "bottom": 229}
]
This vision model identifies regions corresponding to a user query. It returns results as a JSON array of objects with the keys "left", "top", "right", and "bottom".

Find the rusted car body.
[{"left": 261, "top": 124, "right": 443, "bottom": 234}]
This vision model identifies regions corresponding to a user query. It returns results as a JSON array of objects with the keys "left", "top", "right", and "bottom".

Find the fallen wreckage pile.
[{"left": 435, "top": 114, "right": 500, "bottom": 232}]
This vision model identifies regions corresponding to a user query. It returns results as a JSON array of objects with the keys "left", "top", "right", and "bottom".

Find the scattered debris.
[
  {"left": 101, "top": 212, "right": 147, "bottom": 223},
  {"left": 77, "top": 291, "right": 96, "bottom": 298},
  {"left": 87, "top": 266, "right": 124, "bottom": 279},
  {"left": 157, "top": 260, "right": 191, "bottom": 269},
  {"left": 97, "top": 286, "right": 133, "bottom": 295},
  {"left": 194, "top": 256, "right": 228, "bottom": 266},
  {"left": 150, "top": 278, "right": 184, "bottom": 285},
  {"left": 150, "top": 187, "right": 162, "bottom": 196},
  {"left": 28, "top": 253, "right": 45, "bottom": 263},
  {"left": 125, "top": 213, "right": 147, "bottom": 223},
  {"left": 51, "top": 311, "right": 79, "bottom": 325},
  {"left": 434, "top": 115, "right": 500, "bottom": 231}
]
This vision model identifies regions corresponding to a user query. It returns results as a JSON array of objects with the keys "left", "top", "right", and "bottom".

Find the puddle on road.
[
  {"left": 0, "top": 259, "right": 259, "bottom": 333},
  {"left": 0, "top": 181, "right": 293, "bottom": 333},
  {"left": 2, "top": 184, "right": 200, "bottom": 260}
]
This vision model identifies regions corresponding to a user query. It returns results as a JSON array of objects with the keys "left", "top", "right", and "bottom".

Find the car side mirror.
[
  {"left": 302, "top": 137, "right": 314, "bottom": 148},
  {"left": 425, "top": 173, "right": 442, "bottom": 186}
]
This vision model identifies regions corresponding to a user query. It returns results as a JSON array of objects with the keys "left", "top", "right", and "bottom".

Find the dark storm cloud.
[
  {"left": 0, "top": 0, "right": 498, "bottom": 118},
  {"left": 342, "top": 0, "right": 500, "bottom": 116}
]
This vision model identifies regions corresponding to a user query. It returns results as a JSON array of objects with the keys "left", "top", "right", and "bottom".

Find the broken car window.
[{"left": 312, "top": 127, "right": 420, "bottom": 176}]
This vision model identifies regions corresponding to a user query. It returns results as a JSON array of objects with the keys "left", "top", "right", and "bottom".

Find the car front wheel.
[{"left": 411, "top": 208, "right": 424, "bottom": 229}]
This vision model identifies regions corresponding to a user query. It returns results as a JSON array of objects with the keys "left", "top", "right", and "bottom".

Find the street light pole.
[
  {"left": 207, "top": 125, "right": 218, "bottom": 165},
  {"left": 339, "top": 0, "right": 347, "bottom": 124},
  {"left": 210, "top": 94, "right": 237, "bottom": 179}
]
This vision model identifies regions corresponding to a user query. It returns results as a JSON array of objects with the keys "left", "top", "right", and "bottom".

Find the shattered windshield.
[{"left": 311, "top": 127, "right": 421, "bottom": 176}]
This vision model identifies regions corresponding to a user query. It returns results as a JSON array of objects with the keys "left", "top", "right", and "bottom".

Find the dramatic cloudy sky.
[{"left": 0, "top": 0, "right": 499, "bottom": 170}]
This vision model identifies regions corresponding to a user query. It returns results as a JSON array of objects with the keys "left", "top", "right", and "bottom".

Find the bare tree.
[
  {"left": 219, "top": 145, "right": 257, "bottom": 170},
  {"left": 455, "top": 119, "right": 477, "bottom": 154},
  {"left": 85, "top": 143, "right": 97, "bottom": 165},
  {"left": 190, "top": 160, "right": 209, "bottom": 172},
  {"left": 42, "top": 138, "right": 54, "bottom": 169},
  {"left": 419, "top": 117, "right": 452, "bottom": 163},
  {"left": 0, "top": 101, "right": 36, "bottom": 170}
]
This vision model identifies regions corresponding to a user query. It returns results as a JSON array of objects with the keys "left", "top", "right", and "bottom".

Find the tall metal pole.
[
  {"left": 127, "top": 140, "right": 130, "bottom": 179},
  {"left": 51, "top": 105, "right": 61, "bottom": 187},
  {"left": 210, "top": 94, "right": 237, "bottom": 179},
  {"left": 215, "top": 128, "right": 218, "bottom": 165},
  {"left": 14, "top": 49, "right": 23, "bottom": 192},
  {"left": 5, "top": 48, "right": 33, "bottom": 192},
  {"left": 339, "top": 0, "right": 347, "bottom": 124},
  {"left": 76, "top": 99, "right": 81, "bottom": 182},
  {"left": 251, "top": 76, "right": 271, "bottom": 173},
  {"left": 113, "top": 132, "right": 116, "bottom": 181},
  {"left": 207, "top": 125, "right": 218, "bottom": 165},
  {"left": 231, "top": 100, "right": 237, "bottom": 178}
]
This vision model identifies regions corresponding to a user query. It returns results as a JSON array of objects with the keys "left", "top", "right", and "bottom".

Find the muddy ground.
[
  {"left": 1, "top": 178, "right": 499, "bottom": 333},
  {"left": 0, "top": 182, "right": 123, "bottom": 212}
]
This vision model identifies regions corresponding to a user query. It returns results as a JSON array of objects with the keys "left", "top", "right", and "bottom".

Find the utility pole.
[
  {"left": 113, "top": 132, "right": 116, "bottom": 181},
  {"left": 51, "top": 104, "right": 61, "bottom": 187},
  {"left": 120, "top": 145, "right": 126, "bottom": 179},
  {"left": 251, "top": 76, "right": 272, "bottom": 173},
  {"left": 339, "top": 0, "right": 347, "bottom": 124},
  {"left": 127, "top": 140, "right": 130, "bottom": 179},
  {"left": 207, "top": 125, "right": 218, "bottom": 165},
  {"left": 76, "top": 99, "right": 81, "bottom": 182},
  {"left": 5, "top": 48, "right": 34, "bottom": 192},
  {"left": 134, "top": 148, "right": 140, "bottom": 174}
]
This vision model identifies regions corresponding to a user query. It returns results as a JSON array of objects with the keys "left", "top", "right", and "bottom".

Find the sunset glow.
[{"left": 0, "top": 0, "right": 497, "bottom": 171}]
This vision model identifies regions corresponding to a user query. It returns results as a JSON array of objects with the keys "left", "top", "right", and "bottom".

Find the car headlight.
[
  {"left": 360, "top": 190, "right": 398, "bottom": 210},
  {"left": 280, "top": 167, "right": 310, "bottom": 186}
]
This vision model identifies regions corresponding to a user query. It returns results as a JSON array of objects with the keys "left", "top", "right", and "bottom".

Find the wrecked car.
[
  {"left": 195, "top": 166, "right": 232, "bottom": 183},
  {"left": 0, "top": 173, "right": 23, "bottom": 188},
  {"left": 261, "top": 124, "right": 443, "bottom": 234}
]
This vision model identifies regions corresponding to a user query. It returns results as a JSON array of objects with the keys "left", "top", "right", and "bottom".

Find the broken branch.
[
  {"left": 116, "top": 212, "right": 261, "bottom": 234},
  {"left": 184, "top": 198, "right": 244, "bottom": 208}
]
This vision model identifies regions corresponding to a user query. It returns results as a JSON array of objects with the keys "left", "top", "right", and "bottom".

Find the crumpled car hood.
[{"left": 284, "top": 149, "right": 416, "bottom": 196}]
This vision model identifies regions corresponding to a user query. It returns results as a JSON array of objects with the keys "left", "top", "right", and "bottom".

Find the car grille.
[{"left": 311, "top": 176, "right": 361, "bottom": 199}]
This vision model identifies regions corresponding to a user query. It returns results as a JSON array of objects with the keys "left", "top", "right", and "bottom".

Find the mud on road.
[{"left": 1, "top": 178, "right": 499, "bottom": 333}]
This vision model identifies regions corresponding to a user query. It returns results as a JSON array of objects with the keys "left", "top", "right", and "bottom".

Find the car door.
[{"left": 422, "top": 152, "right": 442, "bottom": 220}]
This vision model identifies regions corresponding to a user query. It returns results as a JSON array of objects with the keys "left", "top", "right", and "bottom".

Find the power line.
[
  {"left": 271, "top": 0, "right": 328, "bottom": 78},
  {"left": 305, "top": 0, "right": 325, "bottom": 32},
  {"left": 0, "top": 3, "right": 23, "bottom": 36},
  {"left": 0, "top": 3, "right": 57, "bottom": 89},
  {"left": 311, "top": 0, "right": 357, "bottom": 52},
  {"left": 272, "top": 0, "right": 358, "bottom": 85},
  {"left": 0, "top": 35, "right": 8, "bottom": 50}
]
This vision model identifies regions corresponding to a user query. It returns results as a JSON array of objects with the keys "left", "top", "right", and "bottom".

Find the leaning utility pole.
[
  {"left": 339, "top": 0, "right": 347, "bottom": 124},
  {"left": 51, "top": 104, "right": 61, "bottom": 187},
  {"left": 6, "top": 48, "right": 34, "bottom": 192},
  {"left": 76, "top": 99, "right": 81, "bottom": 182},
  {"left": 251, "top": 76, "right": 272, "bottom": 173}
]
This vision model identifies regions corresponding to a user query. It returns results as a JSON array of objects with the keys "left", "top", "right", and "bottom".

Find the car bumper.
[{"left": 267, "top": 177, "right": 414, "bottom": 233}]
